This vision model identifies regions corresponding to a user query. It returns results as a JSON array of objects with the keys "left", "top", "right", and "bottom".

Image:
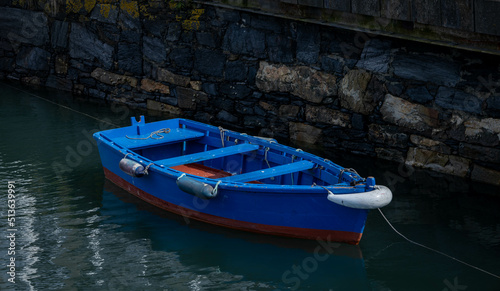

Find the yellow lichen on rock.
[{"left": 120, "top": 0, "right": 139, "bottom": 18}]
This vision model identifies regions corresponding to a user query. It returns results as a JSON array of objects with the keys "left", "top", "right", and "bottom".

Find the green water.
[{"left": 1, "top": 82, "right": 499, "bottom": 290}]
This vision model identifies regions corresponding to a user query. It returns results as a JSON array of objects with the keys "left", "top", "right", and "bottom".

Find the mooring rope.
[
  {"left": 125, "top": 128, "right": 170, "bottom": 140},
  {"left": 378, "top": 208, "right": 500, "bottom": 279},
  {"left": 3, "top": 82, "right": 120, "bottom": 128}
]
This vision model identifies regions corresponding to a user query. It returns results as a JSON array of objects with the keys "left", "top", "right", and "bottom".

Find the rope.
[
  {"left": 378, "top": 208, "right": 500, "bottom": 279},
  {"left": 264, "top": 147, "right": 271, "bottom": 168},
  {"left": 143, "top": 163, "right": 154, "bottom": 175},
  {"left": 3, "top": 82, "right": 120, "bottom": 128},
  {"left": 212, "top": 180, "right": 222, "bottom": 196},
  {"left": 219, "top": 126, "right": 226, "bottom": 147},
  {"left": 126, "top": 128, "right": 170, "bottom": 140}
]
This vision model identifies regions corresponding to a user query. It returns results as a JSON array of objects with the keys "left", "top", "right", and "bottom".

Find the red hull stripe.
[{"left": 103, "top": 167, "right": 362, "bottom": 245}]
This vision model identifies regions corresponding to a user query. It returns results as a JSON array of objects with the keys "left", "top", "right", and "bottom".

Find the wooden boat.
[{"left": 93, "top": 116, "right": 392, "bottom": 245}]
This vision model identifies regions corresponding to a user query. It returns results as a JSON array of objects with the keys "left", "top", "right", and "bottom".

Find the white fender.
[{"left": 327, "top": 185, "right": 392, "bottom": 209}]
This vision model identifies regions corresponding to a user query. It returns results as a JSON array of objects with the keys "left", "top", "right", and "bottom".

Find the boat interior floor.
[{"left": 170, "top": 164, "right": 262, "bottom": 184}]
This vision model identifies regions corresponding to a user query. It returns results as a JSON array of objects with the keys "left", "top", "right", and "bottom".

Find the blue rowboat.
[{"left": 93, "top": 116, "right": 392, "bottom": 245}]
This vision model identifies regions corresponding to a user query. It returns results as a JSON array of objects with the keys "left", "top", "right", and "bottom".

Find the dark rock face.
[
  {"left": 143, "top": 36, "right": 166, "bottom": 65},
  {"left": 194, "top": 49, "right": 226, "bottom": 77},
  {"left": 296, "top": 24, "right": 320, "bottom": 64},
  {"left": 1, "top": 4, "right": 500, "bottom": 185},
  {"left": 356, "top": 39, "right": 391, "bottom": 73},
  {"left": 393, "top": 54, "right": 461, "bottom": 86},
  {"left": 16, "top": 47, "right": 51, "bottom": 71},
  {"left": 51, "top": 21, "right": 69, "bottom": 49},
  {"left": 435, "top": 87, "right": 482, "bottom": 114},
  {"left": 0, "top": 7, "right": 49, "bottom": 47},
  {"left": 405, "top": 86, "right": 433, "bottom": 104},
  {"left": 223, "top": 24, "right": 266, "bottom": 58},
  {"left": 69, "top": 24, "right": 113, "bottom": 69}
]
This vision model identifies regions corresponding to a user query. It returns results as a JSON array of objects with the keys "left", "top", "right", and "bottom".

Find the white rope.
[
  {"left": 219, "top": 126, "right": 226, "bottom": 147},
  {"left": 378, "top": 208, "right": 500, "bottom": 279},
  {"left": 126, "top": 128, "right": 170, "bottom": 140}
]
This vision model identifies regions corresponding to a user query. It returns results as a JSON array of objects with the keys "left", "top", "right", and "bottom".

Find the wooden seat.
[
  {"left": 221, "top": 160, "right": 315, "bottom": 183},
  {"left": 156, "top": 144, "right": 259, "bottom": 167}
]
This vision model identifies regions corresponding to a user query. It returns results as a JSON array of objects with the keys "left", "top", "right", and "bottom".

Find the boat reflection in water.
[{"left": 102, "top": 180, "right": 370, "bottom": 290}]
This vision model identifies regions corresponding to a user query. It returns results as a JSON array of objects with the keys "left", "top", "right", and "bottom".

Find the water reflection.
[{"left": 101, "top": 180, "right": 370, "bottom": 290}]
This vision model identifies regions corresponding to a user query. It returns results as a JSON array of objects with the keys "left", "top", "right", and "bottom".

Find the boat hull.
[{"left": 93, "top": 118, "right": 379, "bottom": 245}]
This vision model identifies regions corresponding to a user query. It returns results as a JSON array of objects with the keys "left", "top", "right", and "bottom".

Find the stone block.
[
  {"left": 223, "top": 24, "right": 266, "bottom": 58},
  {"left": 352, "top": 0, "right": 380, "bottom": 16},
  {"left": 0, "top": 8, "right": 49, "bottom": 46},
  {"left": 196, "top": 32, "right": 218, "bottom": 48},
  {"left": 305, "top": 105, "right": 350, "bottom": 127},
  {"left": 393, "top": 54, "right": 460, "bottom": 86},
  {"left": 176, "top": 87, "right": 208, "bottom": 110},
  {"left": 157, "top": 68, "right": 191, "bottom": 87},
  {"left": 267, "top": 34, "right": 294, "bottom": 64},
  {"left": 119, "top": 1, "right": 141, "bottom": 31},
  {"left": 190, "top": 81, "right": 202, "bottom": 91},
  {"left": 91, "top": 68, "right": 138, "bottom": 87},
  {"left": 55, "top": 55, "right": 68, "bottom": 75},
  {"left": 279, "top": 105, "right": 300, "bottom": 118},
  {"left": 244, "top": 116, "right": 268, "bottom": 128},
  {"left": 298, "top": 0, "right": 323, "bottom": 7},
  {"left": 405, "top": 86, "right": 433, "bottom": 104},
  {"left": 410, "top": 135, "right": 451, "bottom": 154},
  {"left": 118, "top": 41, "right": 142, "bottom": 74},
  {"left": 46, "top": 75, "right": 73, "bottom": 92},
  {"left": 217, "top": 110, "right": 238, "bottom": 123},
  {"left": 169, "top": 47, "right": 193, "bottom": 70},
  {"left": 220, "top": 84, "right": 253, "bottom": 99},
  {"left": 381, "top": 0, "right": 411, "bottom": 20},
  {"left": 356, "top": 39, "right": 391, "bottom": 73},
  {"left": 225, "top": 61, "right": 248, "bottom": 81},
  {"left": 441, "top": 0, "right": 473, "bottom": 31},
  {"left": 471, "top": 165, "right": 500, "bottom": 186},
  {"left": 140, "top": 79, "right": 170, "bottom": 94},
  {"left": 411, "top": 0, "right": 441, "bottom": 25},
  {"left": 16, "top": 47, "right": 50, "bottom": 71},
  {"left": 324, "top": 0, "right": 351, "bottom": 11},
  {"left": 90, "top": 4, "right": 118, "bottom": 24},
  {"left": 486, "top": 96, "right": 500, "bottom": 117},
  {"left": 369, "top": 124, "right": 409, "bottom": 148},
  {"left": 51, "top": 21, "right": 69, "bottom": 49},
  {"left": 296, "top": 24, "right": 320, "bottom": 64},
  {"left": 0, "top": 58, "right": 14, "bottom": 72},
  {"left": 321, "top": 55, "right": 344, "bottom": 74},
  {"left": 339, "top": 69, "right": 373, "bottom": 115},
  {"left": 143, "top": 36, "right": 166, "bottom": 64},
  {"left": 475, "top": 0, "right": 500, "bottom": 36},
  {"left": 256, "top": 62, "right": 337, "bottom": 103},
  {"left": 463, "top": 117, "right": 500, "bottom": 146},
  {"left": 147, "top": 99, "right": 182, "bottom": 115},
  {"left": 406, "top": 147, "right": 470, "bottom": 177},
  {"left": 435, "top": 87, "right": 482, "bottom": 114},
  {"left": 376, "top": 148, "right": 405, "bottom": 163},
  {"left": 459, "top": 143, "right": 500, "bottom": 163},
  {"left": 194, "top": 48, "right": 226, "bottom": 77},
  {"left": 380, "top": 94, "right": 439, "bottom": 132},
  {"left": 69, "top": 24, "right": 113, "bottom": 69},
  {"left": 290, "top": 122, "right": 322, "bottom": 144}
]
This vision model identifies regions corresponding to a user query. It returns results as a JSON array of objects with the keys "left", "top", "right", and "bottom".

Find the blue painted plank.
[
  {"left": 113, "top": 128, "right": 205, "bottom": 149},
  {"left": 157, "top": 144, "right": 259, "bottom": 167},
  {"left": 222, "top": 160, "right": 315, "bottom": 183}
]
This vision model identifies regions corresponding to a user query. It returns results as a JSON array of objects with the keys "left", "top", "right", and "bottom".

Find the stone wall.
[{"left": 0, "top": 1, "right": 499, "bottom": 185}]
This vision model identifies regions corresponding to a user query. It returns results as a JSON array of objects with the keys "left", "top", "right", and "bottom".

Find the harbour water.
[{"left": 1, "top": 82, "right": 500, "bottom": 290}]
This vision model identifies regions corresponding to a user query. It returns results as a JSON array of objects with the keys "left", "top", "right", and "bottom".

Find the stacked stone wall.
[{"left": 0, "top": 1, "right": 499, "bottom": 185}]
